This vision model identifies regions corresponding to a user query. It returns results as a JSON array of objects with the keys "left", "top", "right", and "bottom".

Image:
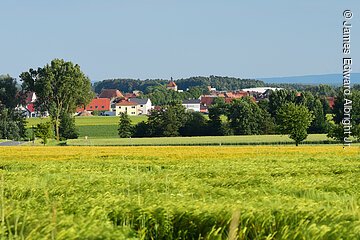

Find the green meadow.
[
  {"left": 26, "top": 116, "right": 147, "bottom": 139},
  {"left": 67, "top": 134, "right": 332, "bottom": 146}
]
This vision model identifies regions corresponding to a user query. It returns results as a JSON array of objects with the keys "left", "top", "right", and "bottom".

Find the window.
[
  {"left": 95, "top": 106, "right": 98, "bottom": 109},
  {"left": 90, "top": 106, "right": 93, "bottom": 109},
  {"left": 140, "top": 105, "right": 143, "bottom": 107},
  {"left": 102, "top": 106, "right": 104, "bottom": 108},
  {"left": 131, "top": 112, "right": 135, "bottom": 114},
  {"left": 132, "top": 106, "right": 135, "bottom": 108}
]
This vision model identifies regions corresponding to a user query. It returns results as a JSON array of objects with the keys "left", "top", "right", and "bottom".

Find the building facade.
[{"left": 115, "top": 101, "right": 140, "bottom": 116}]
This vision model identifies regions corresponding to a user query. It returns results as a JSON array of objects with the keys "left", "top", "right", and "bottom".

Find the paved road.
[{"left": 0, "top": 141, "right": 24, "bottom": 146}]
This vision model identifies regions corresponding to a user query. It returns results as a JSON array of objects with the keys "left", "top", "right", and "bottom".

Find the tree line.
[{"left": 118, "top": 88, "right": 360, "bottom": 145}]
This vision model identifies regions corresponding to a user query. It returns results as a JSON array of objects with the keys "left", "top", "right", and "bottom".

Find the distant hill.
[
  {"left": 258, "top": 73, "right": 360, "bottom": 86},
  {"left": 93, "top": 76, "right": 265, "bottom": 94}
]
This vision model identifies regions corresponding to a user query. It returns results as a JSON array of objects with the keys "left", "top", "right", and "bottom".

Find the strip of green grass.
[
  {"left": 67, "top": 134, "right": 333, "bottom": 146},
  {"left": 26, "top": 115, "right": 147, "bottom": 127}
]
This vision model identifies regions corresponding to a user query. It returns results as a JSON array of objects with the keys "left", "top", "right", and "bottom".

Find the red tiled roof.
[
  {"left": 99, "top": 89, "right": 124, "bottom": 99},
  {"left": 225, "top": 98, "right": 233, "bottom": 103},
  {"left": 167, "top": 81, "right": 177, "bottom": 87},
  {"left": 77, "top": 98, "right": 111, "bottom": 112},
  {"left": 27, "top": 103, "right": 35, "bottom": 113},
  {"left": 124, "top": 93, "right": 137, "bottom": 98},
  {"left": 224, "top": 91, "right": 248, "bottom": 98},
  {"left": 116, "top": 100, "right": 138, "bottom": 106},
  {"left": 200, "top": 96, "right": 217, "bottom": 106}
]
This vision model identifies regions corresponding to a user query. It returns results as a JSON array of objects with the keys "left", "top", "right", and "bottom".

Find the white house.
[
  {"left": 115, "top": 100, "right": 140, "bottom": 116},
  {"left": 16, "top": 92, "right": 39, "bottom": 118},
  {"left": 129, "top": 98, "right": 152, "bottom": 115},
  {"left": 182, "top": 99, "right": 201, "bottom": 112}
]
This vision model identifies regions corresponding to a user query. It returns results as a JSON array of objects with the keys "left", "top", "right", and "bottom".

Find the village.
[{"left": 19, "top": 80, "right": 304, "bottom": 118}]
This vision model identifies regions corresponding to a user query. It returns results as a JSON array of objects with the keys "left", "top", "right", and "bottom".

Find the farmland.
[{"left": 1, "top": 145, "right": 360, "bottom": 239}]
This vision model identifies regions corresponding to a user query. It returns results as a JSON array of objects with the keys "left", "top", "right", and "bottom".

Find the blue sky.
[{"left": 1, "top": 0, "right": 359, "bottom": 81}]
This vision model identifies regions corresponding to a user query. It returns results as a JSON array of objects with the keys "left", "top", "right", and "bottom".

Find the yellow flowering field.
[{"left": 0, "top": 145, "right": 359, "bottom": 239}]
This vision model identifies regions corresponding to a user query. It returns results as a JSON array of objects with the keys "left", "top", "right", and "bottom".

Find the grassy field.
[
  {"left": 26, "top": 116, "right": 147, "bottom": 139},
  {"left": 67, "top": 134, "right": 333, "bottom": 146},
  {"left": 0, "top": 145, "right": 360, "bottom": 239},
  {"left": 26, "top": 116, "right": 147, "bottom": 126}
]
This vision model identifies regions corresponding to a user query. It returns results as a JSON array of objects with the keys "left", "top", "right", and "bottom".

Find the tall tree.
[
  {"left": 59, "top": 112, "right": 79, "bottom": 140},
  {"left": 20, "top": 59, "right": 93, "bottom": 141},
  {"left": 179, "top": 112, "right": 208, "bottom": 136},
  {"left": 268, "top": 89, "right": 297, "bottom": 118},
  {"left": 147, "top": 104, "right": 187, "bottom": 137},
  {"left": 277, "top": 103, "right": 314, "bottom": 146},
  {"left": 0, "top": 74, "right": 18, "bottom": 108},
  {"left": 207, "top": 98, "right": 230, "bottom": 136},
  {"left": 0, "top": 75, "right": 27, "bottom": 140},
  {"left": 118, "top": 112, "right": 133, "bottom": 138},
  {"left": 226, "top": 97, "right": 264, "bottom": 135},
  {"left": 0, "top": 104, "right": 27, "bottom": 140}
]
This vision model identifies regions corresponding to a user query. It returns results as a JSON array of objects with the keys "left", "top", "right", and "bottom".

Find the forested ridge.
[
  {"left": 93, "top": 76, "right": 265, "bottom": 94},
  {"left": 93, "top": 75, "right": 339, "bottom": 97}
]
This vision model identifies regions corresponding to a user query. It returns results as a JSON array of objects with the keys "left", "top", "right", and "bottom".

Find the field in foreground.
[{"left": 1, "top": 146, "right": 360, "bottom": 239}]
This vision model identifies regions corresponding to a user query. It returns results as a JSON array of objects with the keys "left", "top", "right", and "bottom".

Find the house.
[
  {"left": 16, "top": 92, "right": 38, "bottom": 118},
  {"left": 166, "top": 81, "right": 178, "bottom": 91},
  {"left": 129, "top": 98, "right": 152, "bottom": 115},
  {"left": 99, "top": 89, "right": 124, "bottom": 101},
  {"left": 115, "top": 100, "right": 140, "bottom": 116},
  {"left": 200, "top": 95, "right": 218, "bottom": 107},
  {"left": 182, "top": 99, "right": 201, "bottom": 112},
  {"left": 77, "top": 98, "right": 111, "bottom": 113}
]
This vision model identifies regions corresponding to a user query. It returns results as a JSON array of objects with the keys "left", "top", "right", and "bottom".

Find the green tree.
[
  {"left": 0, "top": 105, "right": 27, "bottom": 140},
  {"left": 268, "top": 89, "right": 297, "bottom": 118},
  {"left": 35, "top": 122, "right": 53, "bottom": 145},
  {"left": 118, "top": 112, "right": 133, "bottom": 138},
  {"left": 133, "top": 121, "right": 149, "bottom": 137},
  {"left": 328, "top": 89, "right": 360, "bottom": 142},
  {"left": 327, "top": 122, "right": 345, "bottom": 142},
  {"left": 20, "top": 59, "right": 94, "bottom": 141},
  {"left": 0, "top": 74, "right": 18, "bottom": 108},
  {"left": 207, "top": 98, "right": 230, "bottom": 136},
  {"left": 277, "top": 103, "right": 314, "bottom": 146},
  {"left": 147, "top": 104, "right": 187, "bottom": 137},
  {"left": 59, "top": 112, "right": 79, "bottom": 140},
  {"left": 226, "top": 98, "right": 264, "bottom": 135},
  {"left": 180, "top": 112, "right": 208, "bottom": 136},
  {"left": 0, "top": 75, "right": 27, "bottom": 140}
]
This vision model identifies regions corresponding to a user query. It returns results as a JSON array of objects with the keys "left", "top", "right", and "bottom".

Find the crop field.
[
  {"left": 1, "top": 145, "right": 360, "bottom": 239},
  {"left": 67, "top": 134, "right": 332, "bottom": 146}
]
